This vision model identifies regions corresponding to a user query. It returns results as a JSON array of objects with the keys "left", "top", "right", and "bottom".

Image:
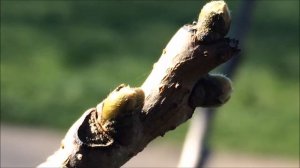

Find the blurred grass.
[{"left": 1, "top": 0, "right": 299, "bottom": 158}]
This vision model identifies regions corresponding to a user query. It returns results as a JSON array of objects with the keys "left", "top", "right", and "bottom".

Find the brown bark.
[{"left": 38, "top": 1, "right": 239, "bottom": 168}]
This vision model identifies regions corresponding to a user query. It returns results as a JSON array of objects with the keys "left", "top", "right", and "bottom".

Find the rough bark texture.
[{"left": 38, "top": 1, "right": 239, "bottom": 168}]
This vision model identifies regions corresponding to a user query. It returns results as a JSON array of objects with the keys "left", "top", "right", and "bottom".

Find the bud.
[
  {"left": 99, "top": 84, "right": 145, "bottom": 123},
  {"left": 197, "top": 0, "right": 231, "bottom": 43}
]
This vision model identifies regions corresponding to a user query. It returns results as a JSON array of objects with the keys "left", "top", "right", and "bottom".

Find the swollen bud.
[
  {"left": 189, "top": 74, "right": 233, "bottom": 108},
  {"left": 196, "top": 0, "right": 231, "bottom": 43},
  {"left": 98, "top": 84, "right": 145, "bottom": 123}
]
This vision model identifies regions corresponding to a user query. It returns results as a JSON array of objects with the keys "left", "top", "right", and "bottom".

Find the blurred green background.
[{"left": 1, "top": 0, "right": 299, "bottom": 159}]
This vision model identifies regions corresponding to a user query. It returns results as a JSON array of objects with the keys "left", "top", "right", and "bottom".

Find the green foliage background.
[{"left": 1, "top": 0, "right": 299, "bottom": 158}]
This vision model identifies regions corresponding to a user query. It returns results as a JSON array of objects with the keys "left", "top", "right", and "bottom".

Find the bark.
[{"left": 38, "top": 1, "right": 239, "bottom": 168}]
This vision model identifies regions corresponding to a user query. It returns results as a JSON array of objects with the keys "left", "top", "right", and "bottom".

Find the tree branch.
[{"left": 38, "top": 1, "right": 239, "bottom": 168}]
